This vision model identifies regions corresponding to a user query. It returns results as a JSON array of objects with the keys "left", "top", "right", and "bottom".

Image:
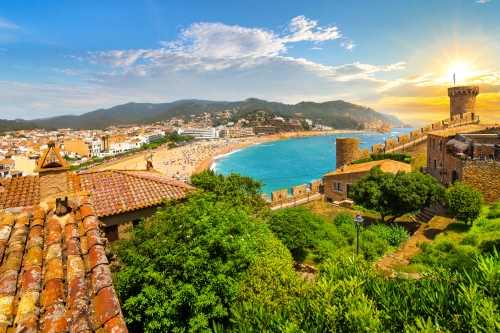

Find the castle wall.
[
  {"left": 271, "top": 189, "right": 288, "bottom": 203},
  {"left": 422, "top": 125, "right": 431, "bottom": 133},
  {"left": 372, "top": 143, "right": 383, "bottom": 153},
  {"left": 463, "top": 162, "right": 500, "bottom": 205},
  {"left": 432, "top": 121, "right": 443, "bottom": 130},
  {"left": 398, "top": 134, "right": 409, "bottom": 143},
  {"left": 291, "top": 184, "right": 307, "bottom": 198}
]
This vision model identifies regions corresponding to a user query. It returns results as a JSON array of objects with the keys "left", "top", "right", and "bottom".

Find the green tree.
[
  {"left": 445, "top": 182, "right": 484, "bottom": 225},
  {"left": 190, "top": 170, "right": 269, "bottom": 217},
  {"left": 266, "top": 207, "right": 330, "bottom": 257},
  {"left": 113, "top": 192, "right": 277, "bottom": 332},
  {"left": 349, "top": 166, "right": 445, "bottom": 223}
]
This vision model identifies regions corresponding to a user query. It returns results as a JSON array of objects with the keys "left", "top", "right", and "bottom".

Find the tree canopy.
[
  {"left": 445, "top": 182, "right": 484, "bottom": 225},
  {"left": 190, "top": 170, "right": 269, "bottom": 217},
  {"left": 349, "top": 166, "right": 446, "bottom": 223}
]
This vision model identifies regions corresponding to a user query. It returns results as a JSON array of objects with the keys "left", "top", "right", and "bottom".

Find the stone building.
[
  {"left": 425, "top": 86, "right": 500, "bottom": 204},
  {"left": 323, "top": 159, "right": 412, "bottom": 202}
]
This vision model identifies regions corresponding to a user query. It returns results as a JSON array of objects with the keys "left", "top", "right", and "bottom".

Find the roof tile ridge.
[{"left": 13, "top": 212, "right": 42, "bottom": 330}]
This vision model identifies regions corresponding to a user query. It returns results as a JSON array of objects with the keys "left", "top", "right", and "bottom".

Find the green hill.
[{"left": 1, "top": 98, "right": 402, "bottom": 131}]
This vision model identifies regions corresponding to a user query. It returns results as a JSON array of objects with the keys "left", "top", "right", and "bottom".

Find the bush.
[
  {"left": 487, "top": 204, "right": 500, "bottom": 219},
  {"left": 351, "top": 158, "right": 373, "bottom": 165},
  {"left": 368, "top": 224, "right": 410, "bottom": 246},
  {"left": 435, "top": 240, "right": 455, "bottom": 253},
  {"left": 403, "top": 157, "right": 412, "bottom": 164},
  {"left": 333, "top": 212, "right": 353, "bottom": 227},
  {"left": 460, "top": 234, "right": 478, "bottom": 246},
  {"left": 445, "top": 182, "right": 484, "bottom": 225},
  {"left": 479, "top": 239, "right": 500, "bottom": 255}
]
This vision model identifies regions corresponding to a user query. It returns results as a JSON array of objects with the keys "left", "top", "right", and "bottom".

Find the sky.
[{"left": 0, "top": 0, "right": 499, "bottom": 126}]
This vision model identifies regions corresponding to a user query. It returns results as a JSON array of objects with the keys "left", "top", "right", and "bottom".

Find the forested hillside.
[{"left": 1, "top": 98, "right": 404, "bottom": 131}]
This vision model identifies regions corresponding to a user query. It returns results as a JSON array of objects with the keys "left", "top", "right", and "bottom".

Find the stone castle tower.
[
  {"left": 448, "top": 86, "right": 479, "bottom": 118},
  {"left": 336, "top": 138, "right": 360, "bottom": 169}
]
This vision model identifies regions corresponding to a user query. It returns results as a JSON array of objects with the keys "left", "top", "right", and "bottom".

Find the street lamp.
[{"left": 353, "top": 214, "right": 364, "bottom": 255}]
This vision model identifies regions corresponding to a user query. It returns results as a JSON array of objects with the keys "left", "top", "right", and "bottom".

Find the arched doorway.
[{"left": 451, "top": 170, "right": 459, "bottom": 183}]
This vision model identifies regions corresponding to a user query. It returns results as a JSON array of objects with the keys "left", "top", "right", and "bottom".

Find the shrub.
[
  {"left": 333, "top": 212, "right": 353, "bottom": 227},
  {"left": 351, "top": 158, "right": 373, "bottom": 165},
  {"left": 486, "top": 204, "right": 500, "bottom": 219},
  {"left": 479, "top": 239, "right": 500, "bottom": 255},
  {"left": 460, "top": 234, "right": 478, "bottom": 246},
  {"left": 403, "top": 157, "right": 412, "bottom": 164},
  {"left": 475, "top": 217, "right": 492, "bottom": 227},
  {"left": 445, "top": 182, "right": 484, "bottom": 225},
  {"left": 435, "top": 240, "right": 455, "bottom": 253},
  {"left": 369, "top": 224, "right": 410, "bottom": 246}
]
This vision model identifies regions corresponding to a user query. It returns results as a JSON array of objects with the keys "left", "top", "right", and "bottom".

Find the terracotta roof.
[
  {"left": 0, "top": 197, "right": 128, "bottom": 332},
  {"left": 0, "top": 160, "right": 14, "bottom": 165},
  {"left": 0, "top": 176, "right": 40, "bottom": 209},
  {"left": 325, "top": 159, "right": 412, "bottom": 176},
  {"left": 67, "top": 170, "right": 195, "bottom": 217}
]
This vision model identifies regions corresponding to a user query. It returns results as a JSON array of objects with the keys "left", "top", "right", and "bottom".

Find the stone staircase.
[{"left": 413, "top": 203, "right": 447, "bottom": 222}]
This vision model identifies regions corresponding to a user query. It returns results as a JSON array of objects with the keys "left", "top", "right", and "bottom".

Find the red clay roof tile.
[
  {"left": 0, "top": 271, "right": 17, "bottom": 296},
  {"left": 68, "top": 300, "right": 93, "bottom": 332},
  {"left": 43, "top": 259, "right": 63, "bottom": 286},
  {"left": 93, "top": 287, "right": 121, "bottom": 327},
  {"left": 66, "top": 277, "right": 88, "bottom": 309},
  {"left": 87, "top": 246, "right": 108, "bottom": 271},
  {"left": 41, "top": 303, "right": 68, "bottom": 333},
  {"left": 21, "top": 266, "right": 41, "bottom": 296},
  {"left": 41, "top": 279, "right": 65, "bottom": 311},
  {"left": 91, "top": 264, "right": 113, "bottom": 295}
]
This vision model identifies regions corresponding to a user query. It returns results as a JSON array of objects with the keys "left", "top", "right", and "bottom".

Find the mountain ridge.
[{"left": 1, "top": 98, "right": 406, "bottom": 132}]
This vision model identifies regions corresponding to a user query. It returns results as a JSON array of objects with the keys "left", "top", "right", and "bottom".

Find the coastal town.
[{"left": 1, "top": 2, "right": 500, "bottom": 332}]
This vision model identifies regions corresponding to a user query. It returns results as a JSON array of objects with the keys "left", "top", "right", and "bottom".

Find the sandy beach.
[{"left": 94, "top": 130, "right": 340, "bottom": 181}]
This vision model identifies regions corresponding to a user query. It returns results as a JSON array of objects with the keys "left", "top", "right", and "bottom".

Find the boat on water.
[{"left": 360, "top": 141, "right": 367, "bottom": 144}]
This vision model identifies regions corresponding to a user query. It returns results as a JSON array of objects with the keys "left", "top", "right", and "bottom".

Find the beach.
[{"left": 93, "top": 131, "right": 336, "bottom": 181}]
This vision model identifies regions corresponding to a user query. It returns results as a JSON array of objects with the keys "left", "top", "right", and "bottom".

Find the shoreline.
[
  {"left": 96, "top": 130, "right": 362, "bottom": 181},
  {"left": 192, "top": 130, "right": 352, "bottom": 174}
]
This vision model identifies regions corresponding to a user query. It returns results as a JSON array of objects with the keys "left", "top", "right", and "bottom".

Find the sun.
[{"left": 448, "top": 63, "right": 473, "bottom": 82}]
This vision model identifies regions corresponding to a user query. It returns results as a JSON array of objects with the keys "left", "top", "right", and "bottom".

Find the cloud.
[
  {"left": 340, "top": 41, "right": 355, "bottom": 50},
  {"left": 52, "top": 68, "right": 87, "bottom": 76},
  {"left": 282, "top": 16, "right": 342, "bottom": 43},
  {"left": 88, "top": 50, "right": 147, "bottom": 67},
  {"left": 0, "top": 48, "right": 6, "bottom": 51},
  {"left": 0, "top": 17, "right": 18, "bottom": 29},
  {"left": 475, "top": 0, "right": 490, "bottom": 3}
]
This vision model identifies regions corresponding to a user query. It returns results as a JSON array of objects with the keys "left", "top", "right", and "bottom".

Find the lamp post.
[{"left": 353, "top": 214, "right": 364, "bottom": 255}]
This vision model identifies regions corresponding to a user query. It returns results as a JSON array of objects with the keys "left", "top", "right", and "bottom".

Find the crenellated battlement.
[
  {"left": 335, "top": 112, "right": 479, "bottom": 167},
  {"left": 268, "top": 179, "right": 323, "bottom": 209},
  {"left": 448, "top": 86, "right": 479, "bottom": 118}
]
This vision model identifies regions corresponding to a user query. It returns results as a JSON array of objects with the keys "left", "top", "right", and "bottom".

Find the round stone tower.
[
  {"left": 336, "top": 138, "right": 360, "bottom": 169},
  {"left": 448, "top": 86, "right": 479, "bottom": 118}
]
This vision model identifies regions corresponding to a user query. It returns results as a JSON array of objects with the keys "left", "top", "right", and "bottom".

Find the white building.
[{"left": 178, "top": 128, "right": 219, "bottom": 139}]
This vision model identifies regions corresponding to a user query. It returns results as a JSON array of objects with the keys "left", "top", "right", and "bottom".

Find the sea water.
[{"left": 213, "top": 128, "right": 418, "bottom": 197}]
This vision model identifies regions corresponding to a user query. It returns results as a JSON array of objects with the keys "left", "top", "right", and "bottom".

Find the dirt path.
[{"left": 376, "top": 215, "right": 454, "bottom": 276}]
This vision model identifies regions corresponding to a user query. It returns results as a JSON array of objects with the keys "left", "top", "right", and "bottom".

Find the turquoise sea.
[{"left": 213, "top": 128, "right": 418, "bottom": 197}]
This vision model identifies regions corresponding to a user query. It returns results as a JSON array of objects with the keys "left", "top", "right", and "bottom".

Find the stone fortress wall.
[
  {"left": 336, "top": 111, "right": 479, "bottom": 168},
  {"left": 336, "top": 86, "right": 481, "bottom": 167},
  {"left": 267, "top": 179, "right": 323, "bottom": 209}
]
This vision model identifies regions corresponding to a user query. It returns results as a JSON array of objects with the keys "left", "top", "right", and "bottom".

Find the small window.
[
  {"left": 434, "top": 160, "right": 437, "bottom": 170},
  {"left": 105, "top": 225, "right": 119, "bottom": 243},
  {"left": 132, "top": 219, "right": 141, "bottom": 227},
  {"left": 334, "top": 182, "right": 343, "bottom": 191}
]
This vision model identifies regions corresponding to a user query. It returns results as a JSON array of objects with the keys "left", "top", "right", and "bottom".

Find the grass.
[{"left": 410, "top": 203, "right": 500, "bottom": 272}]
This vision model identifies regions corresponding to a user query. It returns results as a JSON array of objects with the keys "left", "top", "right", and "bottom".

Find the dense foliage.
[
  {"left": 350, "top": 166, "right": 446, "bottom": 223},
  {"left": 351, "top": 153, "right": 412, "bottom": 165},
  {"left": 190, "top": 170, "right": 269, "bottom": 217},
  {"left": 113, "top": 190, "right": 287, "bottom": 332},
  {"left": 267, "top": 208, "right": 409, "bottom": 262},
  {"left": 446, "top": 182, "right": 484, "bottom": 225},
  {"left": 220, "top": 253, "right": 500, "bottom": 332}
]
